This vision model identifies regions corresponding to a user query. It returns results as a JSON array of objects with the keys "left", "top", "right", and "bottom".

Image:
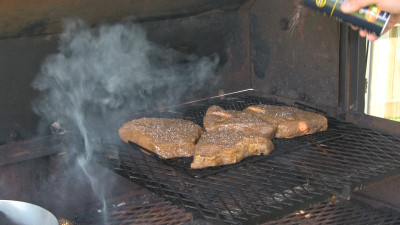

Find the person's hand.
[{"left": 341, "top": 0, "right": 400, "bottom": 41}]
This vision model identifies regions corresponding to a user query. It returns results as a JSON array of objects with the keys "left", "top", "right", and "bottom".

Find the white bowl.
[{"left": 0, "top": 200, "right": 58, "bottom": 225}]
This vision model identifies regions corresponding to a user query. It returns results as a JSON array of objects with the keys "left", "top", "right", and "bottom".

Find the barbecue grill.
[
  {"left": 1, "top": 0, "right": 400, "bottom": 224},
  {"left": 94, "top": 91, "right": 400, "bottom": 224}
]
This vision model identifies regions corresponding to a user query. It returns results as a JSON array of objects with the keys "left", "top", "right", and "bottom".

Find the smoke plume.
[
  {"left": 31, "top": 19, "right": 219, "bottom": 222},
  {"left": 33, "top": 19, "right": 219, "bottom": 141}
]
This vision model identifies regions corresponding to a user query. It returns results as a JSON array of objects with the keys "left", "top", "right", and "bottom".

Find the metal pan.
[{"left": 0, "top": 200, "right": 58, "bottom": 225}]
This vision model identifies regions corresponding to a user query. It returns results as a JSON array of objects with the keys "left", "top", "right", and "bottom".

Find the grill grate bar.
[
  {"left": 286, "top": 149, "right": 373, "bottom": 183},
  {"left": 224, "top": 171, "right": 266, "bottom": 214},
  {"left": 309, "top": 144, "right": 377, "bottom": 179}
]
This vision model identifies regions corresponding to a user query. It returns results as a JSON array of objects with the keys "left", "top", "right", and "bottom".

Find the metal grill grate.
[
  {"left": 264, "top": 198, "right": 400, "bottom": 225},
  {"left": 96, "top": 95, "right": 400, "bottom": 224},
  {"left": 69, "top": 194, "right": 193, "bottom": 225}
]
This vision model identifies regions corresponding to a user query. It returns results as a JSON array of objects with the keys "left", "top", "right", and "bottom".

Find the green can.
[{"left": 303, "top": 0, "right": 391, "bottom": 36}]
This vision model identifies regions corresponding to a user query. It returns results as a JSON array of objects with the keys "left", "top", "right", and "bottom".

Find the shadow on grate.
[
  {"left": 126, "top": 129, "right": 344, "bottom": 179},
  {"left": 96, "top": 95, "right": 400, "bottom": 224},
  {"left": 264, "top": 198, "right": 400, "bottom": 225}
]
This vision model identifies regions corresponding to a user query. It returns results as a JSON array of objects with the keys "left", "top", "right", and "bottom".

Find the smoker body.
[{"left": 1, "top": 0, "right": 400, "bottom": 224}]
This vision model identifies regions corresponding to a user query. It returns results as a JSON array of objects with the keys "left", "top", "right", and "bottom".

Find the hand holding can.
[
  {"left": 341, "top": 0, "right": 400, "bottom": 41},
  {"left": 303, "top": 0, "right": 399, "bottom": 41}
]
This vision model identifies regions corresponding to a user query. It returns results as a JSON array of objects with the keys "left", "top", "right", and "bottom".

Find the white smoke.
[
  {"left": 31, "top": 19, "right": 219, "bottom": 222},
  {"left": 33, "top": 19, "right": 219, "bottom": 141}
]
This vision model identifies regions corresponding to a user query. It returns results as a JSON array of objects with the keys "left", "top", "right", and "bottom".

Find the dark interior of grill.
[{"left": 1, "top": 0, "right": 400, "bottom": 224}]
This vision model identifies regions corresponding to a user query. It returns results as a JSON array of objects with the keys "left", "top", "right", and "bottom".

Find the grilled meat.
[
  {"left": 118, "top": 117, "right": 203, "bottom": 159},
  {"left": 203, "top": 105, "right": 276, "bottom": 139},
  {"left": 243, "top": 105, "right": 328, "bottom": 138},
  {"left": 191, "top": 129, "right": 274, "bottom": 169}
]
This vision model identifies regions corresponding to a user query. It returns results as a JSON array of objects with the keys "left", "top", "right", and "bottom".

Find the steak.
[
  {"left": 243, "top": 105, "right": 328, "bottom": 138},
  {"left": 190, "top": 129, "right": 274, "bottom": 169},
  {"left": 203, "top": 105, "right": 276, "bottom": 139},
  {"left": 118, "top": 117, "right": 203, "bottom": 159}
]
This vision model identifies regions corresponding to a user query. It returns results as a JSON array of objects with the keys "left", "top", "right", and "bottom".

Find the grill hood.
[{"left": 0, "top": 0, "right": 250, "bottom": 39}]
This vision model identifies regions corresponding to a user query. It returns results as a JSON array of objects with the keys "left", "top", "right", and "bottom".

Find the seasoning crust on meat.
[
  {"left": 243, "top": 105, "right": 328, "bottom": 138},
  {"left": 190, "top": 130, "right": 274, "bottom": 169},
  {"left": 118, "top": 117, "right": 203, "bottom": 159},
  {"left": 203, "top": 105, "right": 276, "bottom": 139}
]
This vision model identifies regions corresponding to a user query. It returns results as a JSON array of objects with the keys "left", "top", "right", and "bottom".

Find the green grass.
[{"left": 389, "top": 117, "right": 400, "bottom": 122}]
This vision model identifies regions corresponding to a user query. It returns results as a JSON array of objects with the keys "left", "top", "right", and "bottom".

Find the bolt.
[
  {"left": 10, "top": 130, "right": 19, "bottom": 141},
  {"left": 279, "top": 18, "right": 290, "bottom": 31}
]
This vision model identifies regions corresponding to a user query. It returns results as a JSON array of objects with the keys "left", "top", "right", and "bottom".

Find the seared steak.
[
  {"left": 203, "top": 105, "right": 276, "bottom": 139},
  {"left": 191, "top": 129, "right": 274, "bottom": 169},
  {"left": 119, "top": 117, "right": 203, "bottom": 159},
  {"left": 243, "top": 105, "right": 328, "bottom": 138}
]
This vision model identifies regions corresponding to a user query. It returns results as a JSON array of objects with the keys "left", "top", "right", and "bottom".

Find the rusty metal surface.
[
  {"left": 0, "top": 134, "right": 64, "bottom": 166},
  {"left": 142, "top": 9, "right": 252, "bottom": 99},
  {"left": 353, "top": 174, "right": 400, "bottom": 213},
  {"left": 0, "top": 0, "right": 251, "bottom": 39},
  {"left": 264, "top": 198, "right": 400, "bottom": 225},
  {"left": 0, "top": 157, "right": 50, "bottom": 205},
  {"left": 250, "top": 0, "right": 340, "bottom": 108},
  {"left": 72, "top": 193, "right": 194, "bottom": 225},
  {"left": 345, "top": 111, "right": 400, "bottom": 138}
]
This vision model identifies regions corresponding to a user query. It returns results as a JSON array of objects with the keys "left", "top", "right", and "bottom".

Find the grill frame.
[{"left": 96, "top": 93, "right": 400, "bottom": 224}]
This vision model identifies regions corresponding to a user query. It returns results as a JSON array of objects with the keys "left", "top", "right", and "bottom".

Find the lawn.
[{"left": 390, "top": 117, "right": 400, "bottom": 122}]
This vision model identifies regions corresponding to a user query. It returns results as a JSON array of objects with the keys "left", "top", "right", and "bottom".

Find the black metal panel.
[
  {"left": 250, "top": 0, "right": 340, "bottom": 108},
  {"left": 348, "top": 30, "right": 367, "bottom": 113},
  {"left": 0, "top": 0, "right": 252, "bottom": 39},
  {"left": 142, "top": 9, "right": 252, "bottom": 98},
  {"left": 97, "top": 92, "right": 400, "bottom": 224},
  {"left": 0, "top": 36, "right": 58, "bottom": 144},
  {"left": 339, "top": 23, "right": 349, "bottom": 111},
  {"left": 338, "top": 26, "right": 367, "bottom": 113}
]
